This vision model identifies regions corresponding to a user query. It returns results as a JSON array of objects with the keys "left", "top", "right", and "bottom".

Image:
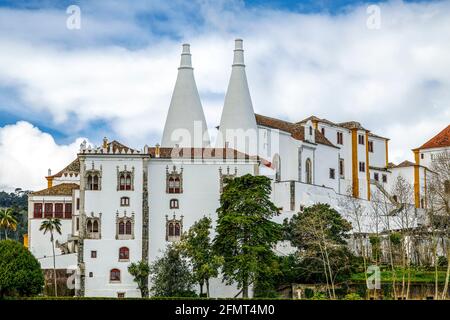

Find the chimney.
[
  {"left": 155, "top": 143, "right": 160, "bottom": 158},
  {"left": 217, "top": 39, "right": 258, "bottom": 154},
  {"left": 46, "top": 168, "right": 53, "bottom": 188},
  {"left": 161, "top": 43, "right": 210, "bottom": 148},
  {"left": 103, "top": 137, "right": 108, "bottom": 149}
]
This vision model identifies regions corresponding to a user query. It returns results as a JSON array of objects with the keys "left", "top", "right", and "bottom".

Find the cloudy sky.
[{"left": 0, "top": 0, "right": 449, "bottom": 191}]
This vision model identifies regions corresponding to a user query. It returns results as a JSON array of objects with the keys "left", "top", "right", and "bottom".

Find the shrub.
[{"left": 0, "top": 240, "right": 44, "bottom": 297}]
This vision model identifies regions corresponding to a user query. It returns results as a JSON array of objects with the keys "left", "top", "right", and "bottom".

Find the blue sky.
[{"left": 0, "top": 0, "right": 449, "bottom": 190}]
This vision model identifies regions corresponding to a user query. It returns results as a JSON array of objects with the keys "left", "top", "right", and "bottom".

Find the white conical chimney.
[
  {"left": 161, "top": 44, "right": 210, "bottom": 148},
  {"left": 217, "top": 39, "right": 258, "bottom": 155}
]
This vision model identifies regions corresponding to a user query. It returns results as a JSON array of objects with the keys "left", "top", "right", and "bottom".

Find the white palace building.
[{"left": 26, "top": 39, "right": 450, "bottom": 297}]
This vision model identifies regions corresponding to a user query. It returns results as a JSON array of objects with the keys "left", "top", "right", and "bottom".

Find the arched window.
[
  {"left": 120, "top": 174, "right": 126, "bottom": 190},
  {"left": 305, "top": 158, "right": 312, "bottom": 184},
  {"left": 119, "top": 247, "right": 129, "bottom": 261},
  {"left": 87, "top": 175, "right": 93, "bottom": 189},
  {"left": 93, "top": 175, "right": 99, "bottom": 190},
  {"left": 119, "top": 221, "right": 125, "bottom": 235},
  {"left": 168, "top": 222, "right": 175, "bottom": 236},
  {"left": 118, "top": 169, "right": 134, "bottom": 191},
  {"left": 175, "top": 223, "right": 181, "bottom": 236},
  {"left": 110, "top": 269, "right": 121, "bottom": 282},
  {"left": 86, "top": 217, "right": 101, "bottom": 239},
  {"left": 166, "top": 214, "right": 183, "bottom": 242},
  {"left": 125, "top": 221, "right": 132, "bottom": 235},
  {"left": 125, "top": 174, "right": 131, "bottom": 190},
  {"left": 166, "top": 166, "right": 183, "bottom": 194},
  {"left": 93, "top": 220, "right": 99, "bottom": 233}
]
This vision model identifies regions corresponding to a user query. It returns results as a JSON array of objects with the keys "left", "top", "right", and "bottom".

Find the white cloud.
[
  {"left": 0, "top": 121, "right": 86, "bottom": 191},
  {"left": 0, "top": 0, "right": 449, "bottom": 191}
]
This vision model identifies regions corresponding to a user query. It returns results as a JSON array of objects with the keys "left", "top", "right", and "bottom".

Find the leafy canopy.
[
  {"left": 213, "top": 174, "right": 282, "bottom": 295},
  {"left": 0, "top": 240, "right": 44, "bottom": 297}
]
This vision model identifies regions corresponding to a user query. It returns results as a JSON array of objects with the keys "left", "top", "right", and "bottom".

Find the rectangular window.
[
  {"left": 339, "top": 159, "right": 344, "bottom": 177},
  {"left": 76, "top": 217, "right": 79, "bottom": 231},
  {"left": 54, "top": 203, "right": 64, "bottom": 218},
  {"left": 33, "top": 203, "right": 43, "bottom": 218},
  {"left": 368, "top": 141, "right": 374, "bottom": 153},
  {"left": 337, "top": 132, "right": 343, "bottom": 145},
  {"left": 374, "top": 173, "right": 379, "bottom": 181},
  {"left": 44, "top": 203, "right": 53, "bottom": 218},
  {"left": 120, "top": 197, "right": 130, "bottom": 206},
  {"left": 329, "top": 168, "right": 335, "bottom": 179},
  {"left": 91, "top": 251, "right": 97, "bottom": 258},
  {"left": 321, "top": 127, "right": 325, "bottom": 135},
  {"left": 65, "top": 203, "right": 72, "bottom": 219},
  {"left": 421, "top": 153, "right": 424, "bottom": 159},
  {"left": 76, "top": 198, "right": 80, "bottom": 210},
  {"left": 382, "top": 174, "right": 387, "bottom": 183},
  {"left": 359, "top": 162, "right": 365, "bottom": 172},
  {"left": 358, "top": 134, "right": 365, "bottom": 145}
]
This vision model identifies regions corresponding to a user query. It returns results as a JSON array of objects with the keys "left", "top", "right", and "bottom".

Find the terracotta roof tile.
[
  {"left": 255, "top": 114, "right": 336, "bottom": 148},
  {"left": 31, "top": 183, "right": 79, "bottom": 196},
  {"left": 416, "top": 124, "right": 450, "bottom": 150},
  {"left": 146, "top": 147, "right": 269, "bottom": 165}
]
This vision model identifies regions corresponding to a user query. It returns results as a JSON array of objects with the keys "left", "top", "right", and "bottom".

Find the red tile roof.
[
  {"left": 31, "top": 183, "right": 79, "bottom": 196},
  {"left": 255, "top": 114, "right": 336, "bottom": 148},
  {"left": 416, "top": 124, "right": 450, "bottom": 150},
  {"left": 147, "top": 147, "right": 270, "bottom": 166}
]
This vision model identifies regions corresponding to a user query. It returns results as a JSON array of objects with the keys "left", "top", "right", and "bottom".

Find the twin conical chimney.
[
  {"left": 161, "top": 44, "right": 210, "bottom": 148},
  {"left": 216, "top": 39, "right": 258, "bottom": 154}
]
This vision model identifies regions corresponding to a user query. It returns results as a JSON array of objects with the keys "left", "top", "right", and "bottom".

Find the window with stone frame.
[
  {"left": 166, "top": 166, "right": 183, "bottom": 194},
  {"left": 117, "top": 166, "right": 134, "bottom": 191},
  {"left": 85, "top": 165, "right": 102, "bottom": 191},
  {"left": 166, "top": 214, "right": 183, "bottom": 242},
  {"left": 170, "top": 198, "right": 179, "bottom": 209},
  {"left": 116, "top": 211, "right": 135, "bottom": 240},
  {"left": 110, "top": 269, "right": 121, "bottom": 282},
  {"left": 120, "top": 197, "right": 130, "bottom": 207},
  {"left": 86, "top": 215, "right": 101, "bottom": 239},
  {"left": 219, "top": 166, "right": 237, "bottom": 193},
  {"left": 119, "top": 247, "right": 130, "bottom": 261}
]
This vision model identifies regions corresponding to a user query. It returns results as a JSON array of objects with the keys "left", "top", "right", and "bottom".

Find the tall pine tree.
[{"left": 213, "top": 174, "right": 282, "bottom": 298}]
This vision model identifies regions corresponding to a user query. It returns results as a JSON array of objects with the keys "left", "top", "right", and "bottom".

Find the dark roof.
[
  {"left": 147, "top": 147, "right": 270, "bottom": 166},
  {"left": 415, "top": 124, "right": 450, "bottom": 150},
  {"left": 337, "top": 121, "right": 367, "bottom": 131},
  {"left": 31, "top": 183, "right": 79, "bottom": 196},
  {"left": 255, "top": 114, "right": 336, "bottom": 148},
  {"left": 48, "top": 158, "right": 80, "bottom": 178}
]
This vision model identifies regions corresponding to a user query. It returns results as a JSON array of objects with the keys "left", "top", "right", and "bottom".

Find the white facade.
[{"left": 28, "top": 39, "right": 444, "bottom": 298}]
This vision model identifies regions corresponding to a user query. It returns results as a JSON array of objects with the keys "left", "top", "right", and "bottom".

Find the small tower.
[
  {"left": 217, "top": 39, "right": 258, "bottom": 155},
  {"left": 161, "top": 44, "right": 210, "bottom": 148}
]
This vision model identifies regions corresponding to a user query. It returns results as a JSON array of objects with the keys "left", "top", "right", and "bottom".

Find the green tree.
[
  {"left": 150, "top": 245, "right": 196, "bottom": 297},
  {"left": 213, "top": 174, "right": 282, "bottom": 298},
  {"left": 128, "top": 260, "right": 151, "bottom": 298},
  {"left": 0, "top": 208, "right": 18, "bottom": 239},
  {"left": 0, "top": 240, "right": 44, "bottom": 297},
  {"left": 39, "top": 218, "right": 62, "bottom": 297},
  {"left": 179, "top": 216, "right": 222, "bottom": 297},
  {"left": 284, "top": 203, "right": 353, "bottom": 299}
]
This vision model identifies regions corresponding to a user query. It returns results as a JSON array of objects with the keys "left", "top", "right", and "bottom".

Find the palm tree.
[
  {"left": 40, "top": 218, "right": 62, "bottom": 296},
  {"left": 0, "top": 208, "right": 18, "bottom": 239}
]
